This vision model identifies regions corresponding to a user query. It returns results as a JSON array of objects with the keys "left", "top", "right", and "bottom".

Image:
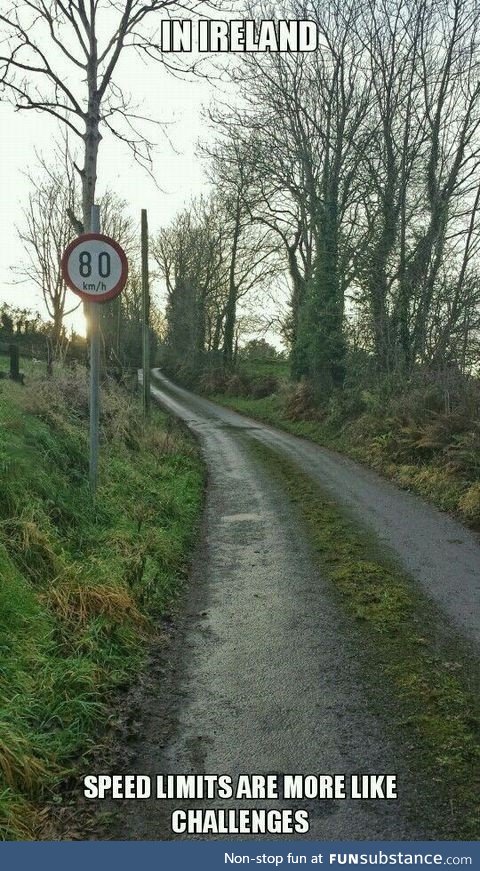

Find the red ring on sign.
[{"left": 61, "top": 233, "right": 128, "bottom": 303}]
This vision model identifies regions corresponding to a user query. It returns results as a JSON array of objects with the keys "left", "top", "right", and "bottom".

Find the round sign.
[{"left": 61, "top": 233, "right": 128, "bottom": 303}]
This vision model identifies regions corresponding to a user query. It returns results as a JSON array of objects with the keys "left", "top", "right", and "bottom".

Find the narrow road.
[
  {"left": 151, "top": 372, "right": 480, "bottom": 651},
  {"left": 112, "top": 372, "right": 480, "bottom": 841}
]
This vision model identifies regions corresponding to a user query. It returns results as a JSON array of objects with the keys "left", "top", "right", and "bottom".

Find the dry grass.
[
  {"left": 0, "top": 790, "right": 47, "bottom": 841},
  {"left": 0, "top": 512, "right": 66, "bottom": 584},
  {"left": 0, "top": 727, "right": 56, "bottom": 795},
  {"left": 458, "top": 483, "right": 480, "bottom": 525},
  {"left": 43, "top": 579, "right": 148, "bottom": 629}
]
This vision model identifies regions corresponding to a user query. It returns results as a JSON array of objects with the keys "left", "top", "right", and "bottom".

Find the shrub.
[
  {"left": 249, "top": 375, "right": 279, "bottom": 399},
  {"left": 224, "top": 373, "right": 250, "bottom": 396},
  {"left": 198, "top": 370, "right": 227, "bottom": 394},
  {"left": 458, "top": 484, "right": 480, "bottom": 526},
  {"left": 325, "top": 387, "right": 367, "bottom": 427},
  {"left": 284, "top": 381, "right": 317, "bottom": 421}
]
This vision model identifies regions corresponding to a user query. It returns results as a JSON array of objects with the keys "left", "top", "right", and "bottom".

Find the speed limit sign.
[{"left": 61, "top": 233, "right": 128, "bottom": 303}]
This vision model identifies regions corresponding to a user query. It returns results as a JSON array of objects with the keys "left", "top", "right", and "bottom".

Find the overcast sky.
[{"left": 0, "top": 43, "right": 217, "bottom": 335}]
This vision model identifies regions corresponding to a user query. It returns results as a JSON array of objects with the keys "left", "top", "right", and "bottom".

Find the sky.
[{"left": 0, "top": 25, "right": 218, "bottom": 336}]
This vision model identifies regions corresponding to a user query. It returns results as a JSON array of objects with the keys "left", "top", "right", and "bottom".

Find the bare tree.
[
  {"left": 353, "top": 0, "right": 480, "bottom": 372},
  {"left": 207, "top": 0, "right": 372, "bottom": 391},
  {"left": 352, "top": 0, "right": 425, "bottom": 371},
  {"left": 204, "top": 139, "right": 279, "bottom": 366},
  {"left": 211, "top": 0, "right": 480, "bottom": 382},
  {"left": 153, "top": 199, "right": 228, "bottom": 367},
  {"left": 16, "top": 148, "right": 80, "bottom": 350},
  {"left": 0, "top": 0, "right": 216, "bottom": 233},
  {"left": 403, "top": 0, "right": 480, "bottom": 368},
  {"left": 16, "top": 146, "right": 138, "bottom": 359},
  {"left": 154, "top": 190, "right": 278, "bottom": 371}
]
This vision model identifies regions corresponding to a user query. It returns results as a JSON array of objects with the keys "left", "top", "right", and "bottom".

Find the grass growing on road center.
[
  {"left": 252, "top": 440, "right": 480, "bottom": 840},
  {"left": 0, "top": 369, "right": 203, "bottom": 839}
]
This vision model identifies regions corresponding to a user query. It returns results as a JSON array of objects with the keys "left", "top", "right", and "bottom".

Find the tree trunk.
[
  {"left": 52, "top": 308, "right": 64, "bottom": 355},
  {"left": 83, "top": 41, "right": 101, "bottom": 231},
  {"left": 308, "top": 193, "right": 345, "bottom": 395},
  {"left": 222, "top": 290, "right": 237, "bottom": 369},
  {"left": 288, "top": 240, "right": 309, "bottom": 380},
  {"left": 223, "top": 200, "right": 241, "bottom": 368}
]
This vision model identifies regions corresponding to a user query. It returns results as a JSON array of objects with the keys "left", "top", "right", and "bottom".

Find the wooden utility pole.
[{"left": 141, "top": 209, "right": 151, "bottom": 416}]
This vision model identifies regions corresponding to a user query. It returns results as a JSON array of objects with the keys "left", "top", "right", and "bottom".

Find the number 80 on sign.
[{"left": 61, "top": 233, "right": 128, "bottom": 303}]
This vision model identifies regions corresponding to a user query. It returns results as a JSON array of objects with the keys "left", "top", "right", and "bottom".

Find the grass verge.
[
  {"left": 250, "top": 439, "right": 480, "bottom": 839},
  {"left": 207, "top": 390, "right": 480, "bottom": 529},
  {"left": 0, "top": 367, "right": 203, "bottom": 839}
]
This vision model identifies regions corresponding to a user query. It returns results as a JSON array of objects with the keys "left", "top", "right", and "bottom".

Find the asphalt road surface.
[{"left": 111, "top": 371, "right": 480, "bottom": 841}]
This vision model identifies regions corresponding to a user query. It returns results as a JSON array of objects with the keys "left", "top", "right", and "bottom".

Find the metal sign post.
[
  {"left": 61, "top": 206, "right": 128, "bottom": 495},
  {"left": 141, "top": 209, "right": 150, "bottom": 417},
  {"left": 89, "top": 205, "right": 101, "bottom": 493}
]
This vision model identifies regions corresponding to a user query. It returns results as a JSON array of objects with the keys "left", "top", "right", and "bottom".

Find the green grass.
[
  {"left": 251, "top": 440, "right": 480, "bottom": 839},
  {"left": 236, "top": 358, "right": 290, "bottom": 379},
  {"left": 0, "top": 368, "right": 204, "bottom": 839}
]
